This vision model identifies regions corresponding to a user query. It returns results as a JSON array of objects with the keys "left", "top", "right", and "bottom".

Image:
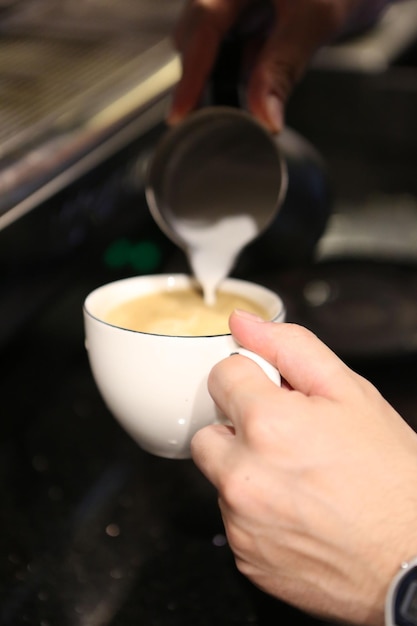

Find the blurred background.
[{"left": 0, "top": 1, "right": 417, "bottom": 624}]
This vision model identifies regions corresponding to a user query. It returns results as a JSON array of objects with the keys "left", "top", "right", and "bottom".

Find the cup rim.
[{"left": 83, "top": 273, "right": 286, "bottom": 338}]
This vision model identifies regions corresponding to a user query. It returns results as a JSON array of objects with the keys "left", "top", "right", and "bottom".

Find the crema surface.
[{"left": 104, "top": 287, "right": 268, "bottom": 336}]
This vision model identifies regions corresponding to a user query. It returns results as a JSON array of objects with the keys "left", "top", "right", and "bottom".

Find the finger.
[
  {"left": 228, "top": 311, "right": 356, "bottom": 399},
  {"left": 208, "top": 351, "right": 299, "bottom": 433},
  {"left": 168, "top": 0, "right": 247, "bottom": 124},
  {"left": 168, "top": 23, "right": 221, "bottom": 123},
  {"left": 245, "top": 1, "right": 351, "bottom": 132},
  {"left": 191, "top": 422, "right": 235, "bottom": 487}
]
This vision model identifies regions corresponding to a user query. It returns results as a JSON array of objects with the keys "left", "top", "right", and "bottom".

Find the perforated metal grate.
[{"left": 0, "top": 0, "right": 183, "bottom": 150}]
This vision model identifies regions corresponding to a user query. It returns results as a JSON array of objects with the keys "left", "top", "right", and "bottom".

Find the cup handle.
[
  {"left": 212, "top": 349, "right": 281, "bottom": 427},
  {"left": 229, "top": 348, "right": 281, "bottom": 386}
]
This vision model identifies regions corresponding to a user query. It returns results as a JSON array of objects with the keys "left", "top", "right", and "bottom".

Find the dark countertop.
[
  {"left": 0, "top": 274, "right": 225, "bottom": 623},
  {"left": 1, "top": 253, "right": 417, "bottom": 626},
  {"left": 0, "top": 268, "right": 315, "bottom": 626}
]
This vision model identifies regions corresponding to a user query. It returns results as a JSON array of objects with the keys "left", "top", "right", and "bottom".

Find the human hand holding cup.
[{"left": 83, "top": 273, "right": 285, "bottom": 459}]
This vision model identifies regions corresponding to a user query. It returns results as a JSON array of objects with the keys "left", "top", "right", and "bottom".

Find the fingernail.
[
  {"left": 266, "top": 94, "right": 284, "bottom": 133},
  {"left": 233, "top": 309, "right": 265, "bottom": 322}
]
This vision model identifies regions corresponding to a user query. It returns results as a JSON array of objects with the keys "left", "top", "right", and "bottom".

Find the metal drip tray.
[
  {"left": 0, "top": 0, "right": 183, "bottom": 224},
  {"left": 0, "top": 38, "right": 157, "bottom": 150}
]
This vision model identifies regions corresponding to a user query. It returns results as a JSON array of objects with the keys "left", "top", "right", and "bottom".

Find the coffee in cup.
[
  {"left": 83, "top": 274, "right": 285, "bottom": 459},
  {"left": 104, "top": 286, "right": 270, "bottom": 336}
]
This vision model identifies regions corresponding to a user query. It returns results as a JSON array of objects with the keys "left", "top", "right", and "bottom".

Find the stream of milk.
[{"left": 174, "top": 214, "right": 259, "bottom": 305}]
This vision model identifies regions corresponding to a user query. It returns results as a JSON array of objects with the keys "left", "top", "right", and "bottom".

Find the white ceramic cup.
[{"left": 83, "top": 274, "right": 285, "bottom": 459}]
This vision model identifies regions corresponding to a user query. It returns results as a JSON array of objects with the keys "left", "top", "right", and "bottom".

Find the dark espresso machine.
[{"left": 1, "top": 2, "right": 417, "bottom": 625}]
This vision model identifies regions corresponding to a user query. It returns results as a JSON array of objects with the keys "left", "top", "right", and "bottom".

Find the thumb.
[{"left": 228, "top": 310, "right": 356, "bottom": 399}]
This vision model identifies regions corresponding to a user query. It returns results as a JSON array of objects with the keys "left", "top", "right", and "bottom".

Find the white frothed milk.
[
  {"left": 146, "top": 107, "right": 287, "bottom": 305},
  {"left": 172, "top": 213, "right": 258, "bottom": 305}
]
